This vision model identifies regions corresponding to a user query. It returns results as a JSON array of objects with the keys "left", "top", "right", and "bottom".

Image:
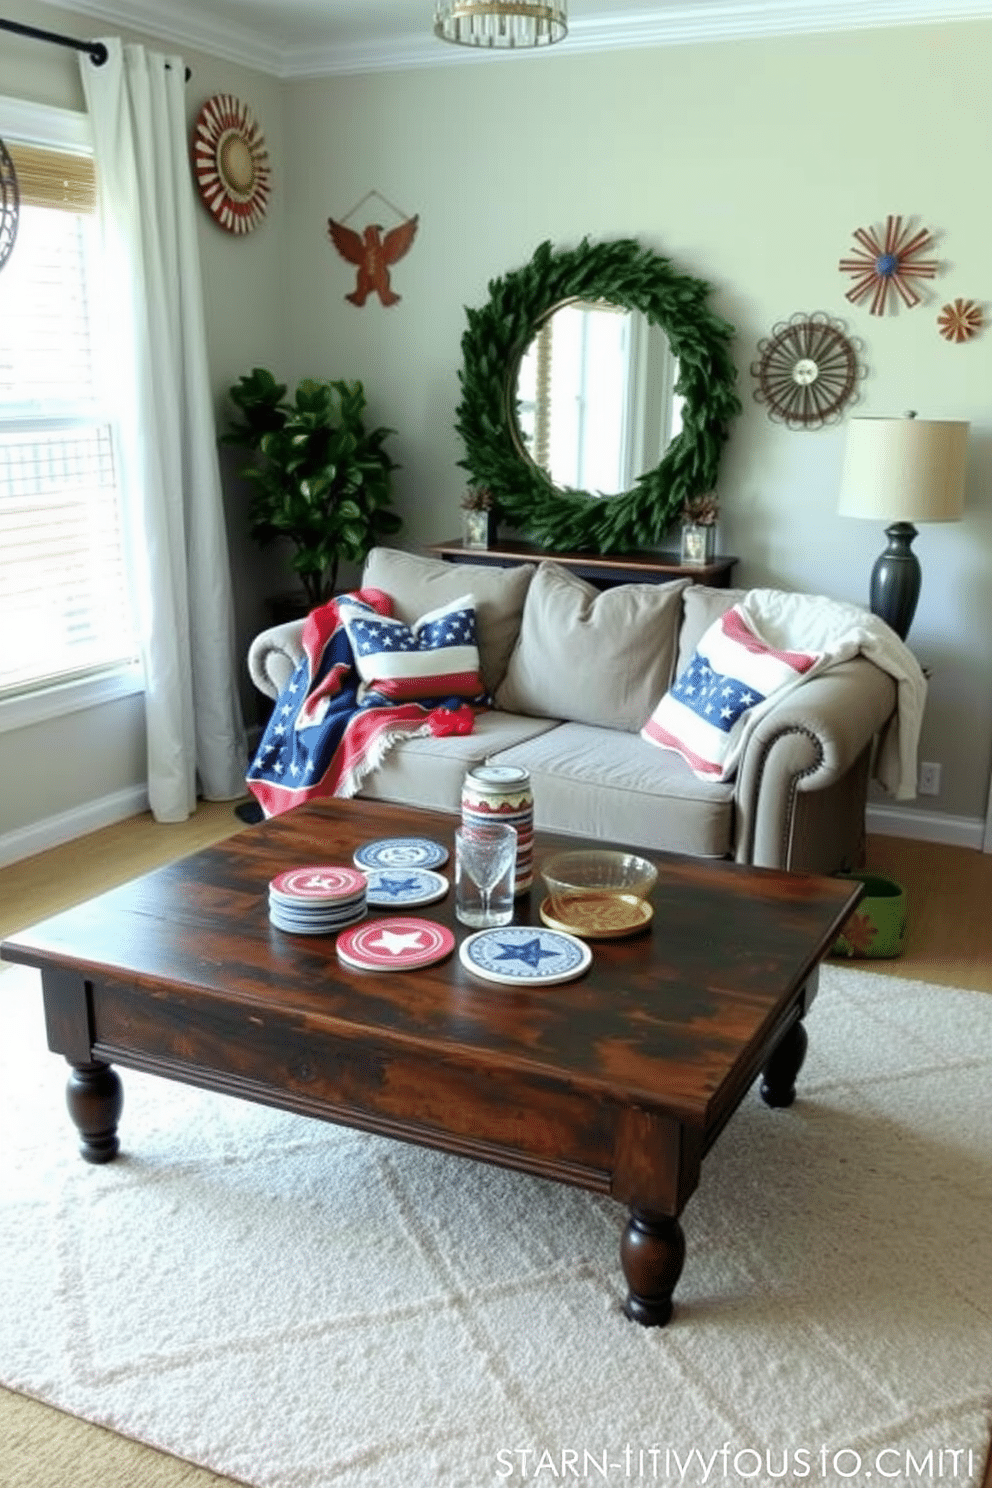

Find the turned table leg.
[
  {"left": 760, "top": 1018, "right": 808, "bottom": 1108},
  {"left": 66, "top": 1061, "right": 123, "bottom": 1164},
  {"left": 620, "top": 1209, "right": 686, "bottom": 1326}
]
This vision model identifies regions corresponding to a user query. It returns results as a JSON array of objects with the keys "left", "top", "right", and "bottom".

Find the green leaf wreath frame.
[{"left": 454, "top": 237, "right": 741, "bottom": 553}]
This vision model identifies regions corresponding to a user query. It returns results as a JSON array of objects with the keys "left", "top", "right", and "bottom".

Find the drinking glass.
[{"left": 455, "top": 823, "right": 517, "bottom": 928}]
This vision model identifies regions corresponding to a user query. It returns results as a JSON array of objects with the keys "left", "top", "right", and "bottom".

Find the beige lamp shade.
[{"left": 837, "top": 416, "right": 968, "bottom": 524}]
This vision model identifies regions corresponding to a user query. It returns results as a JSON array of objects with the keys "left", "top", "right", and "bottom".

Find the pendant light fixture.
[{"left": 434, "top": 2, "right": 568, "bottom": 49}]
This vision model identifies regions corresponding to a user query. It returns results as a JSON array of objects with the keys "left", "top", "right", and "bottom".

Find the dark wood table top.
[{"left": 2, "top": 797, "right": 859, "bottom": 1134}]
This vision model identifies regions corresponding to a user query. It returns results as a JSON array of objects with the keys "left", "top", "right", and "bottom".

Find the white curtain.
[{"left": 81, "top": 40, "right": 247, "bottom": 822}]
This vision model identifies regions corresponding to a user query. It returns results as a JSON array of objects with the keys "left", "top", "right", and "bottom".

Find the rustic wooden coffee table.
[{"left": 1, "top": 798, "right": 860, "bottom": 1325}]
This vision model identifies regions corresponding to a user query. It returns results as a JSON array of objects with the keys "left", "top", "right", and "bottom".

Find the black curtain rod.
[
  {"left": 0, "top": 17, "right": 108, "bottom": 65},
  {"left": 0, "top": 17, "right": 191, "bottom": 76}
]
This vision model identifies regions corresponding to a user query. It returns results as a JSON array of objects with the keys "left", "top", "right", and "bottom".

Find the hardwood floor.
[
  {"left": 861, "top": 833, "right": 992, "bottom": 993},
  {"left": 1, "top": 806, "right": 990, "bottom": 1488},
  {"left": 0, "top": 799, "right": 250, "bottom": 946}
]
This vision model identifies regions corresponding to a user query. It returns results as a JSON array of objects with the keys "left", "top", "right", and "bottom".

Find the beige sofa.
[{"left": 247, "top": 547, "right": 898, "bottom": 875}]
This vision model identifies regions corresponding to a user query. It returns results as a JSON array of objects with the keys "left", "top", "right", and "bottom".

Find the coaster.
[
  {"left": 539, "top": 894, "right": 653, "bottom": 940},
  {"left": 353, "top": 838, "right": 449, "bottom": 871},
  {"left": 269, "top": 865, "right": 368, "bottom": 906},
  {"left": 269, "top": 894, "right": 367, "bottom": 922},
  {"left": 459, "top": 927, "right": 592, "bottom": 986},
  {"left": 269, "top": 903, "right": 367, "bottom": 936},
  {"left": 365, "top": 868, "right": 449, "bottom": 908},
  {"left": 336, "top": 917, "right": 455, "bottom": 972}
]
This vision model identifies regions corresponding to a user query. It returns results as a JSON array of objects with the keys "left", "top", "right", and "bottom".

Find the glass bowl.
[{"left": 540, "top": 849, "right": 658, "bottom": 920}]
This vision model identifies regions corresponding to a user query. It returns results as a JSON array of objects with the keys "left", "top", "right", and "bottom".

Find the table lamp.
[{"left": 837, "top": 412, "right": 968, "bottom": 640}]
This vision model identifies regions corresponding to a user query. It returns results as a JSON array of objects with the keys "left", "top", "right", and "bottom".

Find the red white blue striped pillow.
[
  {"left": 338, "top": 592, "right": 485, "bottom": 702},
  {"left": 641, "top": 604, "right": 822, "bottom": 781}
]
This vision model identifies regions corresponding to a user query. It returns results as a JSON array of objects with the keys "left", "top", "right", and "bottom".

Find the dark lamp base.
[{"left": 869, "top": 522, "right": 921, "bottom": 642}]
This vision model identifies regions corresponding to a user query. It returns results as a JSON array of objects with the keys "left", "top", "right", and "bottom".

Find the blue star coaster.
[
  {"left": 459, "top": 926, "right": 592, "bottom": 986},
  {"left": 364, "top": 868, "right": 449, "bottom": 908}
]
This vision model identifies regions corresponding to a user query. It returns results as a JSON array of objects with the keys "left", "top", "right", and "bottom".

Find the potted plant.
[
  {"left": 224, "top": 367, "right": 402, "bottom": 608},
  {"left": 461, "top": 486, "right": 499, "bottom": 550},
  {"left": 679, "top": 492, "right": 719, "bottom": 565}
]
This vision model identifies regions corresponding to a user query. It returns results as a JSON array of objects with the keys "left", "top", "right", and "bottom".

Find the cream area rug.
[{"left": 1, "top": 962, "right": 990, "bottom": 1488}]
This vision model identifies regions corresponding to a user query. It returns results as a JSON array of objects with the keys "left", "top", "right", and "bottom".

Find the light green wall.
[
  {"left": 1, "top": 8, "right": 990, "bottom": 847},
  {"left": 283, "top": 22, "right": 992, "bottom": 825}
]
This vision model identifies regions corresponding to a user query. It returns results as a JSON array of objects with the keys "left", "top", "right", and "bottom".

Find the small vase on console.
[
  {"left": 679, "top": 493, "right": 719, "bottom": 566},
  {"left": 461, "top": 486, "right": 498, "bottom": 550}
]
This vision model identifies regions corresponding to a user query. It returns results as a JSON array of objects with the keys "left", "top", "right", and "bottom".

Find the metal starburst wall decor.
[
  {"left": 0, "top": 136, "right": 18, "bottom": 272},
  {"left": 937, "top": 298, "right": 984, "bottom": 343},
  {"left": 838, "top": 215, "right": 940, "bottom": 315},
  {"left": 751, "top": 312, "right": 865, "bottom": 430}
]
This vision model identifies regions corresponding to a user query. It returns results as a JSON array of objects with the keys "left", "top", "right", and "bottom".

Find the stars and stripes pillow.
[
  {"left": 337, "top": 592, "right": 486, "bottom": 703},
  {"left": 640, "top": 604, "right": 822, "bottom": 780}
]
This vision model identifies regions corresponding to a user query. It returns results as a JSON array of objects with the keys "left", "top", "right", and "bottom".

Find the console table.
[{"left": 425, "top": 538, "right": 737, "bottom": 590}]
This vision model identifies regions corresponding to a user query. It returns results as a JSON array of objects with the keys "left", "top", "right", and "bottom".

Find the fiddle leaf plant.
[{"left": 224, "top": 367, "right": 402, "bottom": 607}]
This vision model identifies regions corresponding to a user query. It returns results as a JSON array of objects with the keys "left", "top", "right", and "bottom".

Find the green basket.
[{"left": 832, "top": 873, "right": 907, "bottom": 959}]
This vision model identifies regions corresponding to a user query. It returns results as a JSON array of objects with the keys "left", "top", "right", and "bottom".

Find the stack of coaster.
[{"left": 268, "top": 865, "right": 368, "bottom": 935}]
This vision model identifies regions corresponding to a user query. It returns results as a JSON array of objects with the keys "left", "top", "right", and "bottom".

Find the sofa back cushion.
[
  {"left": 494, "top": 562, "right": 688, "bottom": 732},
  {"left": 676, "top": 584, "right": 748, "bottom": 674},
  {"left": 362, "top": 547, "right": 533, "bottom": 695}
]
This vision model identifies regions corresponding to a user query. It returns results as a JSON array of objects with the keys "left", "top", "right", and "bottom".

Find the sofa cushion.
[
  {"left": 676, "top": 584, "right": 747, "bottom": 674},
  {"left": 642, "top": 603, "right": 823, "bottom": 781},
  {"left": 338, "top": 592, "right": 484, "bottom": 702},
  {"left": 494, "top": 562, "right": 688, "bottom": 732},
  {"left": 361, "top": 547, "right": 534, "bottom": 695},
  {"left": 488, "top": 722, "right": 735, "bottom": 859},
  {"left": 357, "top": 711, "right": 561, "bottom": 813}
]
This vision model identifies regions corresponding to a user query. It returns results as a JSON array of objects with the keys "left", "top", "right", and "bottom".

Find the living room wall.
[
  {"left": 1, "top": 5, "right": 990, "bottom": 860},
  {"left": 279, "top": 19, "right": 992, "bottom": 838}
]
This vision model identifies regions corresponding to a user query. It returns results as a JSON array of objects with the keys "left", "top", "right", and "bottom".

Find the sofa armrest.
[
  {"left": 248, "top": 619, "right": 306, "bottom": 699},
  {"left": 734, "top": 658, "right": 898, "bottom": 872}
]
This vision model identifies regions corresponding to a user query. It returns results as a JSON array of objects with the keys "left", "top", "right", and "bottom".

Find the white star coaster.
[{"left": 336, "top": 917, "right": 455, "bottom": 972}]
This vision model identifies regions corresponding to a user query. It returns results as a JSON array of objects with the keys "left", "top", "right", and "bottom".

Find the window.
[{"left": 0, "top": 107, "right": 139, "bottom": 711}]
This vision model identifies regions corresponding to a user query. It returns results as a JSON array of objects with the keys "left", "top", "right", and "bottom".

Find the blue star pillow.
[
  {"left": 337, "top": 592, "right": 486, "bottom": 703},
  {"left": 641, "top": 604, "right": 822, "bottom": 781}
]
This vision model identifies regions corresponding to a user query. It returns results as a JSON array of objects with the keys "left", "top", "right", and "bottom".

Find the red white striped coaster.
[
  {"left": 269, "top": 866, "right": 368, "bottom": 906},
  {"left": 336, "top": 917, "right": 455, "bottom": 972}
]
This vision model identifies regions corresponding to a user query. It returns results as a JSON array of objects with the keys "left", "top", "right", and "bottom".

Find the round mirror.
[
  {"left": 512, "top": 299, "right": 680, "bottom": 497},
  {"left": 455, "top": 237, "right": 741, "bottom": 553}
]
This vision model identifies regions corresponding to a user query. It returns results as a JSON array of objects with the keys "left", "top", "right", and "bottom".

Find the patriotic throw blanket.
[
  {"left": 642, "top": 589, "right": 926, "bottom": 799},
  {"left": 246, "top": 587, "right": 482, "bottom": 819}
]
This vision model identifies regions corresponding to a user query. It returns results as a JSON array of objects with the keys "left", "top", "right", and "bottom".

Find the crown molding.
[
  {"left": 22, "top": 0, "right": 992, "bottom": 80},
  {"left": 23, "top": 0, "right": 288, "bottom": 74}
]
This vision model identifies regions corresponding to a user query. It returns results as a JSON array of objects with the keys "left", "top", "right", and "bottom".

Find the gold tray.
[{"left": 539, "top": 893, "right": 653, "bottom": 940}]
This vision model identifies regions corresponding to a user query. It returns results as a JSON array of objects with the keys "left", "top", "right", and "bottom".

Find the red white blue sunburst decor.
[
  {"left": 838, "top": 215, "right": 940, "bottom": 316},
  {"left": 191, "top": 95, "right": 270, "bottom": 235}
]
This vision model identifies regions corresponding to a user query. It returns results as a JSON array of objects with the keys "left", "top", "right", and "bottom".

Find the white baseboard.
[
  {"left": 0, "top": 785, "right": 149, "bottom": 870},
  {"left": 866, "top": 803, "right": 986, "bottom": 851}
]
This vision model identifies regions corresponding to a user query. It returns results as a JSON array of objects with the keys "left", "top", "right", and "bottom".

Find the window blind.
[{"left": 6, "top": 142, "right": 97, "bottom": 213}]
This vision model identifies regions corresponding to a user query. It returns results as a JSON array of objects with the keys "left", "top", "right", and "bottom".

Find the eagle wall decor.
[{"left": 327, "top": 191, "right": 419, "bottom": 307}]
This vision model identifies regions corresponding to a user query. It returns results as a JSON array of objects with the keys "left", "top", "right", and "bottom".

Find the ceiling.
[{"left": 26, "top": 0, "right": 992, "bottom": 78}]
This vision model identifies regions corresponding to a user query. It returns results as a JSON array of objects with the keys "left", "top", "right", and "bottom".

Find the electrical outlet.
[{"left": 918, "top": 762, "right": 941, "bottom": 796}]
